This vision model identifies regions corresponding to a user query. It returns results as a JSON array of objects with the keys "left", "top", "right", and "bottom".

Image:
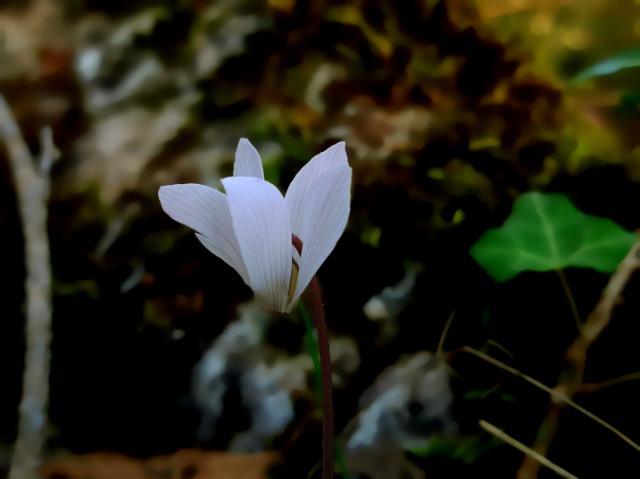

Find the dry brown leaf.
[{"left": 41, "top": 449, "right": 279, "bottom": 479}]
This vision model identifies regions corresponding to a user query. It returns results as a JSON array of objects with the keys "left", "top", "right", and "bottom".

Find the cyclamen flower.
[{"left": 159, "top": 139, "right": 352, "bottom": 313}]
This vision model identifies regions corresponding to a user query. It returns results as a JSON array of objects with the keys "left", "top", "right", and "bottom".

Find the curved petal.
[
  {"left": 222, "top": 176, "right": 292, "bottom": 312},
  {"left": 285, "top": 143, "right": 351, "bottom": 306},
  {"left": 233, "top": 138, "right": 264, "bottom": 179},
  {"left": 159, "top": 184, "right": 248, "bottom": 283}
]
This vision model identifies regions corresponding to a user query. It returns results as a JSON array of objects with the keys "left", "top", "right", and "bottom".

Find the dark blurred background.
[{"left": 2, "top": 1, "right": 640, "bottom": 478}]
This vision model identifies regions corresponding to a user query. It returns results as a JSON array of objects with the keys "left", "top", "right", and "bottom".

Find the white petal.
[
  {"left": 159, "top": 184, "right": 249, "bottom": 284},
  {"left": 222, "top": 176, "right": 292, "bottom": 312},
  {"left": 285, "top": 142, "right": 351, "bottom": 306},
  {"left": 233, "top": 138, "right": 264, "bottom": 179}
]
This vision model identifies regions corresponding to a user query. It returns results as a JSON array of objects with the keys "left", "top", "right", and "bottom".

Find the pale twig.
[
  {"left": 486, "top": 339, "right": 514, "bottom": 359},
  {"left": 436, "top": 311, "right": 455, "bottom": 361},
  {"left": 0, "top": 95, "right": 59, "bottom": 479},
  {"left": 462, "top": 347, "right": 640, "bottom": 453},
  {"left": 479, "top": 420, "right": 578, "bottom": 479}
]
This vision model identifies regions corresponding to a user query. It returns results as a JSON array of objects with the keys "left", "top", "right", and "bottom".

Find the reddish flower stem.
[{"left": 309, "top": 276, "right": 333, "bottom": 478}]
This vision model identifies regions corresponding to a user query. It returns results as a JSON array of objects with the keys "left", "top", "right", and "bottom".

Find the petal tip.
[
  {"left": 325, "top": 141, "right": 346, "bottom": 153},
  {"left": 158, "top": 184, "right": 175, "bottom": 204},
  {"left": 234, "top": 138, "right": 264, "bottom": 179},
  {"left": 158, "top": 184, "right": 174, "bottom": 196},
  {"left": 318, "top": 141, "right": 349, "bottom": 167}
]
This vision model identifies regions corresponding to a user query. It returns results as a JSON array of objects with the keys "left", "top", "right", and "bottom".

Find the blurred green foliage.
[
  {"left": 573, "top": 47, "right": 640, "bottom": 81},
  {"left": 409, "top": 433, "right": 500, "bottom": 465}
]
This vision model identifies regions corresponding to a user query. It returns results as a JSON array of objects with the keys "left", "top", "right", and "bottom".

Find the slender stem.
[
  {"left": 299, "top": 297, "right": 350, "bottom": 479},
  {"left": 309, "top": 276, "right": 334, "bottom": 478},
  {"left": 299, "top": 301, "right": 323, "bottom": 400},
  {"left": 556, "top": 269, "right": 582, "bottom": 334}
]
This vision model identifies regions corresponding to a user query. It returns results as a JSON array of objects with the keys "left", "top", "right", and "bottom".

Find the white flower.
[{"left": 159, "top": 139, "right": 352, "bottom": 313}]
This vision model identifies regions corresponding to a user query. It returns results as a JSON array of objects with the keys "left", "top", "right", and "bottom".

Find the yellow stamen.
[{"left": 287, "top": 260, "right": 299, "bottom": 305}]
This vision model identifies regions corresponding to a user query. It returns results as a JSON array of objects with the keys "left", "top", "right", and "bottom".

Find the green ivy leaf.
[{"left": 470, "top": 192, "right": 636, "bottom": 282}]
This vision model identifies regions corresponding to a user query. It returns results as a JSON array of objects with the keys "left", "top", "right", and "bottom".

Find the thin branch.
[
  {"left": 517, "top": 242, "right": 640, "bottom": 477},
  {"left": 579, "top": 372, "right": 640, "bottom": 394},
  {"left": 571, "top": 241, "right": 640, "bottom": 350}
]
